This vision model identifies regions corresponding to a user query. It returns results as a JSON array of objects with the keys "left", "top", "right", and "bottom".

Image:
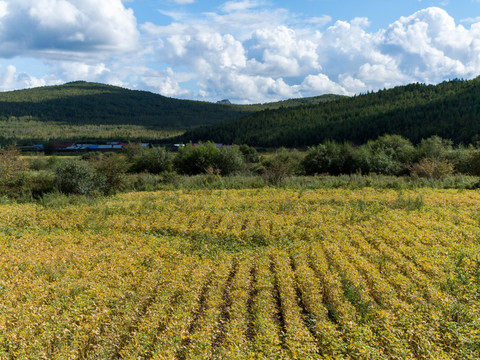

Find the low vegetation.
[
  {"left": 3, "top": 134, "right": 480, "bottom": 201},
  {"left": 1, "top": 188, "right": 479, "bottom": 358}
]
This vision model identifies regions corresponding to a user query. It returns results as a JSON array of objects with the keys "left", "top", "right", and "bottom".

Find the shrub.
[
  {"left": 215, "top": 146, "right": 246, "bottom": 175},
  {"left": 262, "top": 148, "right": 304, "bottom": 184},
  {"left": 174, "top": 142, "right": 245, "bottom": 175},
  {"left": 302, "top": 141, "right": 357, "bottom": 175},
  {"left": 410, "top": 157, "right": 454, "bottom": 179},
  {"left": 0, "top": 147, "right": 29, "bottom": 197},
  {"left": 238, "top": 144, "right": 260, "bottom": 163},
  {"left": 130, "top": 147, "right": 173, "bottom": 174},
  {"left": 357, "top": 135, "right": 415, "bottom": 175},
  {"left": 452, "top": 148, "right": 480, "bottom": 176},
  {"left": 55, "top": 160, "right": 100, "bottom": 195},
  {"left": 89, "top": 153, "right": 129, "bottom": 194},
  {"left": 122, "top": 142, "right": 146, "bottom": 160},
  {"left": 0, "top": 147, "right": 29, "bottom": 183},
  {"left": 24, "top": 170, "right": 56, "bottom": 199},
  {"left": 415, "top": 136, "right": 453, "bottom": 161}
]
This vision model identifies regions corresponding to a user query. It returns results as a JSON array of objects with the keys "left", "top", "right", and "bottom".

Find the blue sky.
[{"left": 0, "top": 0, "right": 479, "bottom": 103}]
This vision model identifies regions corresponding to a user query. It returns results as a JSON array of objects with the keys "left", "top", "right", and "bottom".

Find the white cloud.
[
  {"left": 461, "top": 16, "right": 480, "bottom": 24},
  {"left": 55, "top": 62, "right": 110, "bottom": 81},
  {"left": 306, "top": 15, "right": 332, "bottom": 26},
  {"left": 0, "top": 0, "right": 139, "bottom": 59},
  {"left": 0, "top": 65, "right": 47, "bottom": 91},
  {"left": 383, "top": 7, "right": 475, "bottom": 82},
  {"left": 246, "top": 26, "right": 320, "bottom": 77},
  {"left": 220, "top": 0, "right": 264, "bottom": 13},
  {"left": 0, "top": 1, "right": 8, "bottom": 18},
  {"left": 0, "top": 2, "right": 479, "bottom": 103},
  {"left": 300, "top": 73, "right": 349, "bottom": 95},
  {"left": 139, "top": 68, "right": 193, "bottom": 98},
  {"left": 138, "top": 5, "right": 480, "bottom": 102}
]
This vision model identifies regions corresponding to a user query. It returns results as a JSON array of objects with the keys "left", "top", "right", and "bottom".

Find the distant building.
[{"left": 51, "top": 142, "right": 150, "bottom": 152}]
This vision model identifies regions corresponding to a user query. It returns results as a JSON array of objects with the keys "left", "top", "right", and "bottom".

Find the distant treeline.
[
  {"left": 3, "top": 134, "right": 480, "bottom": 200},
  {"left": 179, "top": 77, "right": 480, "bottom": 147}
]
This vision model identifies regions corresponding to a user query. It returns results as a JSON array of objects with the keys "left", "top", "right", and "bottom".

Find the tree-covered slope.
[
  {"left": 0, "top": 81, "right": 253, "bottom": 129},
  {"left": 0, "top": 82, "right": 341, "bottom": 129},
  {"left": 179, "top": 78, "right": 480, "bottom": 147},
  {"left": 0, "top": 82, "right": 345, "bottom": 144}
]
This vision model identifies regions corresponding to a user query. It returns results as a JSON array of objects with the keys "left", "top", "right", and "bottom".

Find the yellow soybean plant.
[{"left": 0, "top": 188, "right": 479, "bottom": 359}]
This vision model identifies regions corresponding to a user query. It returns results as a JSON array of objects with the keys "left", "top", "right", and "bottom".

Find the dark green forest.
[
  {"left": 2, "top": 78, "right": 480, "bottom": 147},
  {"left": 0, "top": 81, "right": 250, "bottom": 129},
  {"left": 179, "top": 77, "right": 480, "bottom": 147},
  {"left": 0, "top": 81, "right": 340, "bottom": 144}
]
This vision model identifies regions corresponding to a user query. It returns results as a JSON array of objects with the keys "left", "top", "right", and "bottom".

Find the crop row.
[{"left": 0, "top": 188, "right": 479, "bottom": 358}]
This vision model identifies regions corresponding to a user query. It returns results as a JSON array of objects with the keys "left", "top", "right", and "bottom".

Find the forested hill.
[
  {"left": 0, "top": 81, "right": 340, "bottom": 130},
  {"left": 178, "top": 77, "right": 480, "bottom": 147},
  {"left": 0, "top": 81, "right": 257, "bottom": 129}
]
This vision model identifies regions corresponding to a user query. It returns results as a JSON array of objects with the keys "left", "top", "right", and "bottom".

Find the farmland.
[{"left": 0, "top": 188, "right": 479, "bottom": 359}]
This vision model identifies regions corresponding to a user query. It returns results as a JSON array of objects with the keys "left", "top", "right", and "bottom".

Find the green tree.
[
  {"left": 262, "top": 148, "right": 303, "bottom": 183},
  {"left": 89, "top": 153, "right": 129, "bottom": 194},
  {"left": 302, "top": 141, "right": 357, "bottom": 175},
  {"left": 416, "top": 136, "right": 453, "bottom": 160},
  {"left": 55, "top": 160, "right": 99, "bottom": 195},
  {"left": 357, "top": 135, "right": 415, "bottom": 175},
  {"left": 130, "top": 147, "right": 172, "bottom": 174},
  {"left": 174, "top": 142, "right": 245, "bottom": 175}
]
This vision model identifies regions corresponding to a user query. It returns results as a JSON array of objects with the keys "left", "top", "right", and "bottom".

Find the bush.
[
  {"left": 357, "top": 135, "right": 415, "bottom": 175},
  {"left": 262, "top": 148, "right": 304, "bottom": 184},
  {"left": 238, "top": 144, "right": 260, "bottom": 163},
  {"left": 452, "top": 148, "right": 480, "bottom": 176},
  {"left": 215, "top": 146, "right": 246, "bottom": 175},
  {"left": 55, "top": 160, "right": 100, "bottom": 195},
  {"left": 130, "top": 147, "right": 172, "bottom": 174},
  {"left": 0, "top": 147, "right": 29, "bottom": 197},
  {"left": 356, "top": 147, "right": 403, "bottom": 175},
  {"left": 89, "top": 153, "right": 129, "bottom": 194},
  {"left": 28, "top": 156, "right": 60, "bottom": 171},
  {"left": 0, "top": 147, "right": 29, "bottom": 184},
  {"left": 25, "top": 170, "right": 56, "bottom": 198},
  {"left": 174, "top": 142, "right": 245, "bottom": 175},
  {"left": 409, "top": 157, "right": 454, "bottom": 179},
  {"left": 416, "top": 136, "right": 453, "bottom": 161},
  {"left": 302, "top": 141, "right": 357, "bottom": 175}
]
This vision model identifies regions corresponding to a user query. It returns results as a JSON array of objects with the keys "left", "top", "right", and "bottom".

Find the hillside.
[
  {"left": 0, "top": 82, "right": 340, "bottom": 144},
  {"left": 179, "top": 77, "right": 480, "bottom": 147},
  {"left": 0, "top": 81, "right": 252, "bottom": 128}
]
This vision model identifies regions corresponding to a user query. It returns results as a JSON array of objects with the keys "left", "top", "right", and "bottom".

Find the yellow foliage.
[{"left": 0, "top": 188, "right": 479, "bottom": 358}]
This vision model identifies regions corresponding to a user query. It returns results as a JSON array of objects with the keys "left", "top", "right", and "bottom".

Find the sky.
[{"left": 0, "top": 0, "right": 480, "bottom": 103}]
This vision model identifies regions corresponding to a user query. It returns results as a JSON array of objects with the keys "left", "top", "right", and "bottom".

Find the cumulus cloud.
[
  {"left": 0, "top": 0, "right": 139, "bottom": 59},
  {"left": 139, "top": 6, "right": 480, "bottom": 102},
  {"left": 1, "top": 2, "right": 480, "bottom": 103},
  {"left": 54, "top": 62, "right": 110, "bottom": 81},
  {"left": 246, "top": 26, "right": 320, "bottom": 78},
  {"left": 0, "top": 65, "right": 47, "bottom": 91},
  {"left": 300, "top": 74, "right": 348, "bottom": 95},
  {"left": 137, "top": 67, "right": 193, "bottom": 98},
  {"left": 382, "top": 7, "right": 474, "bottom": 82}
]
